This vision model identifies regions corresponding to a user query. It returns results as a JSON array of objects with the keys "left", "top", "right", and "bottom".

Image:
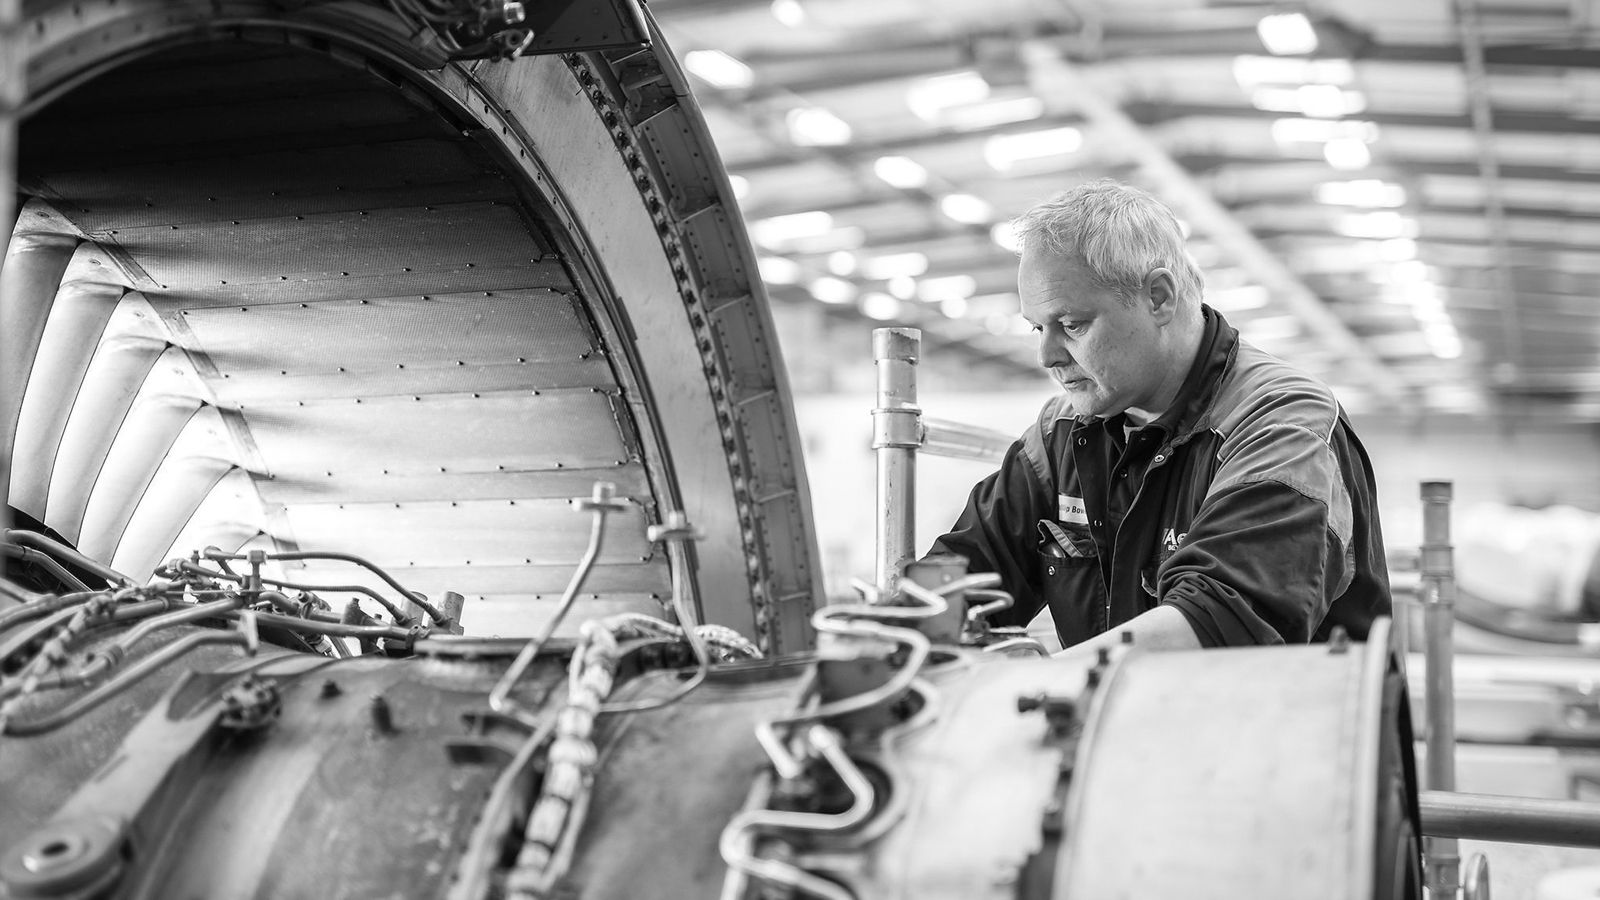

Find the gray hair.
[{"left": 1012, "top": 179, "right": 1204, "bottom": 307}]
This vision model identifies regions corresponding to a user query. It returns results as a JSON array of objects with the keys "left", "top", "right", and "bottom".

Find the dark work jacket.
[{"left": 928, "top": 307, "right": 1391, "bottom": 648}]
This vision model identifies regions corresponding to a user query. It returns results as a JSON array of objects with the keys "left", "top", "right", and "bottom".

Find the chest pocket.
[{"left": 1037, "top": 519, "right": 1105, "bottom": 646}]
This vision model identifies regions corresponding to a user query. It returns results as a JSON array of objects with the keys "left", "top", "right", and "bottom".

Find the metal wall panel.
[
  {"left": 179, "top": 290, "right": 596, "bottom": 373},
  {"left": 241, "top": 390, "right": 630, "bottom": 477},
  {"left": 36, "top": 140, "right": 514, "bottom": 232},
  {"left": 255, "top": 464, "right": 650, "bottom": 506},
  {"left": 459, "top": 594, "right": 669, "bottom": 637},
  {"left": 111, "top": 202, "right": 545, "bottom": 291},
  {"left": 278, "top": 498, "right": 655, "bottom": 568}
]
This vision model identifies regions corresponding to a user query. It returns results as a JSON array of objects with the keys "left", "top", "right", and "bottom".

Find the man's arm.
[
  {"left": 926, "top": 440, "right": 1052, "bottom": 630},
  {"left": 1157, "top": 403, "right": 1358, "bottom": 646},
  {"left": 1051, "top": 604, "right": 1200, "bottom": 659}
]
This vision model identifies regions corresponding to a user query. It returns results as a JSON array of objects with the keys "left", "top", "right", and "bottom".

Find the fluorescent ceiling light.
[
  {"left": 757, "top": 256, "right": 802, "bottom": 285},
  {"left": 1388, "top": 259, "right": 1430, "bottom": 284},
  {"left": 1336, "top": 211, "right": 1416, "bottom": 239},
  {"left": 1252, "top": 86, "right": 1365, "bottom": 117},
  {"left": 1410, "top": 291, "right": 1448, "bottom": 321},
  {"left": 786, "top": 226, "right": 865, "bottom": 255},
  {"left": 985, "top": 313, "right": 1032, "bottom": 336},
  {"left": 770, "top": 0, "right": 805, "bottom": 27},
  {"left": 906, "top": 70, "right": 991, "bottom": 122},
  {"left": 1257, "top": 12, "right": 1319, "bottom": 55},
  {"left": 968, "top": 292, "right": 1020, "bottom": 314},
  {"left": 750, "top": 210, "right": 833, "bottom": 247},
  {"left": 786, "top": 107, "right": 852, "bottom": 146},
  {"left": 809, "top": 277, "right": 856, "bottom": 305},
  {"left": 1271, "top": 118, "right": 1379, "bottom": 145},
  {"left": 1378, "top": 238, "right": 1417, "bottom": 262},
  {"left": 887, "top": 275, "right": 918, "bottom": 300},
  {"left": 1241, "top": 315, "right": 1301, "bottom": 343},
  {"left": 991, "top": 221, "right": 1021, "bottom": 253},
  {"left": 984, "top": 126, "right": 1083, "bottom": 172},
  {"left": 917, "top": 274, "right": 977, "bottom": 302},
  {"left": 939, "top": 193, "right": 993, "bottom": 225},
  {"left": 728, "top": 174, "right": 750, "bottom": 201},
  {"left": 1425, "top": 324, "right": 1462, "bottom": 359},
  {"left": 873, "top": 156, "right": 929, "bottom": 189},
  {"left": 1324, "top": 138, "right": 1372, "bottom": 171},
  {"left": 943, "top": 96, "right": 1046, "bottom": 131},
  {"left": 1385, "top": 282, "right": 1439, "bottom": 305},
  {"left": 861, "top": 251, "right": 929, "bottom": 280},
  {"left": 1317, "top": 180, "right": 1406, "bottom": 208},
  {"left": 827, "top": 251, "right": 858, "bottom": 276},
  {"left": 1232, "top": 55, "right": 1354, "bottom": 89},
  {"left": 860, "top": 293, "right": 903, "bottom": 321},
  {"left": 684, "top": 50, "right": 754, "bottom": 90},
  {"left": 940, "top": 296, "right": 970, "bottom": 319},
  {"left": 1207, "top": 285, "right": 1271, "bottom": 312}
]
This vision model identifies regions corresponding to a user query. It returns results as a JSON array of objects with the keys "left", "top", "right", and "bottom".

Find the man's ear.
[{"left": 1145, "top": 267, "right": 1177, "bottom": 323}]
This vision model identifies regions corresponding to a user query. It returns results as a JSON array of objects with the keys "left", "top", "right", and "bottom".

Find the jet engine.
[{"left": 0, "top": 0, "right": 1421, "bottom": 896}]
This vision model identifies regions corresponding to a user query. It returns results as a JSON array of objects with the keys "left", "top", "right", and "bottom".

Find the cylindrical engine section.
[
  {"left": 0, "top": 624, "right": 1421, "bottom": 899},
  {"left": 3, "top": 0, "right": 820, "bottom": 652},
  {"left": 1057, "top": 620, "right": 1422, "bottom": 899}
]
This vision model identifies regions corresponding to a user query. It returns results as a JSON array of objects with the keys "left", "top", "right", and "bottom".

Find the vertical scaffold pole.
[
  {"left": 1421, "top": 480, "right": 1460, "bottom": 899},
  {"left": 872, "top": 328, "right": 922, "bottom": 595}
]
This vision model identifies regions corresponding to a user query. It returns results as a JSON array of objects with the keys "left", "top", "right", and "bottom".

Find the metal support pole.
[
  {"left": 872, "top": 328, "right": 922, "bottom": 595},
  {"left": 1421, "top": 480, "right": 1460, "bottom": 899}
]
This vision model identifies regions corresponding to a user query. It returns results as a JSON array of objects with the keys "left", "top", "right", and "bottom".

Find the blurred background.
[{"left": 648, "top": 0, "right": 1600, "bottom": 601}]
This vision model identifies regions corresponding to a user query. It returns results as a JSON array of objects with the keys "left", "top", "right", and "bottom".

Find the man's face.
[{"left": 1018, "top": 246, "right": 1169, "bottom": 419}]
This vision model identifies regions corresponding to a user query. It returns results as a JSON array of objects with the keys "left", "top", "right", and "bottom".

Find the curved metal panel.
[
  {"left": 158, "top": 464, "right": 266, "bottom": 564},
  {"left": 0, "top": 206, "right": 79, "bottom": 506},
  {"left": 76, "top": 388, "right": 204, "bottom": 563},
  {"left": 9, "top": 247, "right": 125, "bottom": 518},
  {"left": 108, "top": 404, "right": 236, "bottom": 578},
  {"left": 46, "top": 339, "right": 172, "bottom": 543}
]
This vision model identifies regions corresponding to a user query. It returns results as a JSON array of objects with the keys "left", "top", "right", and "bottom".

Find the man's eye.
[
  {"left": 1061, "top": 320, "right": 1088, "bottom": 335},
  {"left": 1028, "top": 323, "right": 1043, "bottom": 334}
]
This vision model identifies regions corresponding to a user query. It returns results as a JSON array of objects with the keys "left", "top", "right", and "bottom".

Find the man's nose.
[{"left": 1038, "top": 332, "right": 1071, "bottom": 369}]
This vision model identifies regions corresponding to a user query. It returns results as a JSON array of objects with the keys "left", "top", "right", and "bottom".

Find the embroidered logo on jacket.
[{"left": 1161, "top": 528, "right": 1187, "bottom": 554}]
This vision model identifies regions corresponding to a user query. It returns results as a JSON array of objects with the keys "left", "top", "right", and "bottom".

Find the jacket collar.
[{"left": 1076, "top": 305, "right": 1239, "bottom": 444}]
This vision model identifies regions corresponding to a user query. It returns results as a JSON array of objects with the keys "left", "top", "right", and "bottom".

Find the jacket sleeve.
[
  {"left": 925, "top": 429, "right": 1057, "bottom": 630},
  {"left": 1157, "top": 397, "right": 1357, "bottom": 646}
]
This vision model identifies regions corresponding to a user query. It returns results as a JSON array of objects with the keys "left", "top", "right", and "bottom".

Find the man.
[{"left": 928, "top": 179, "right": 1390, "bottom": 657}]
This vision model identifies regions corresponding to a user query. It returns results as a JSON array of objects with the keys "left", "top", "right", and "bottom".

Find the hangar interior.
[{"left": 2, "top": 0, "right": 1600, "bottom": 897}]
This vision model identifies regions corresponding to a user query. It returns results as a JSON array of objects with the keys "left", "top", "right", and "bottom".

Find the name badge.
[{"left": 1058, "top": 494, "right": 1089, "bottom": 526}]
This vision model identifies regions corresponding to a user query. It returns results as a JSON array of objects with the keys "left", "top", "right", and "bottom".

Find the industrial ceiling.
[{"left": 649, "top": 0, "right": 1600, "bottom": 421}]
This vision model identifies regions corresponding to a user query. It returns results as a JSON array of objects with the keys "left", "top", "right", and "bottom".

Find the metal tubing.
[
  {"left": 489, "top": 482, "right": 624, "bottom": 725},
  {"left": 1422, "top": 791, "right": 1600, "bottom": 849},
  {"left": 720, "top": 725, "right": 873, "bottom": 900},
  {"left": 1, "top": 615, "right": 258, "bottom": 736},
  {"left": 208, "top": 549, "right": 446, "bottom": 624},
  {"left": 240, "top": 609, "right": 413, "bottom": 642},
  {"left": 1420, "top": 480, "right": 1460, "bottom": 897},
  {"left": 0, "top": 544, "right": 91, "bottom": 593},
  {"left": 6, "top": 529, "right": 135, "bottom": 588},
  {"left": 919, "top": 417, "right": 1011, "bottom": 466},
  {"left": 872, "top": 328, "right": 921, "bottom": 594}
]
